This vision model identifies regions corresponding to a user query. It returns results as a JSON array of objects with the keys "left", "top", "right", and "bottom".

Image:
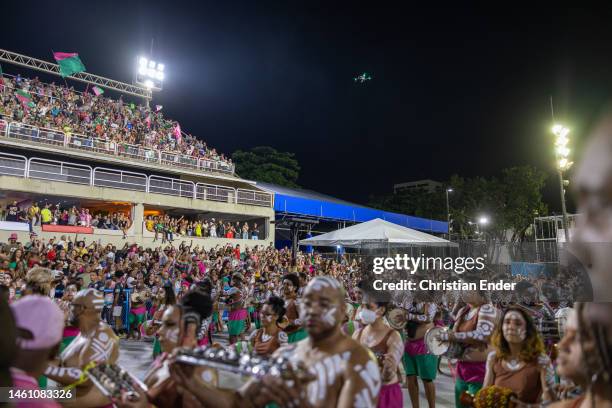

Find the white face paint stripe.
[
  {"left": 322, "top": 306, "right": 337, "bottom": 327},
  {"left": 167, "top": 327, "right": 179, "bottom": 343}
]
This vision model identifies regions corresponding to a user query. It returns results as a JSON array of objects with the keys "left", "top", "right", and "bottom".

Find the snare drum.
[
  {"left": 425, "top": 327, "right": 465, "bottom": 358},
  {"left": 424, "top": 327, "right": 449, "bottom": 356}
]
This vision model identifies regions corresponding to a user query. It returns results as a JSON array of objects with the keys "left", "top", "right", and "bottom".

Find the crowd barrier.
[
  {"left": 0, "top": 152, "right": 273, "bottom": 208},
  {"left": 0, "top": 118, "right": 235, "bottom": 175}
]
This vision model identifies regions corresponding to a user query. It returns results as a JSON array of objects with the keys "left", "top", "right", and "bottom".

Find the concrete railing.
[{"left": 0, "top": 152, "right": 273, "bottom": 208}]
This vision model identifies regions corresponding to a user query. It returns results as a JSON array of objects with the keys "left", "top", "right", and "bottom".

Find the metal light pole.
[
  {"left": 552, "top": 124, "right": 572, "bottom": 243},
  {"left": 445, "top": 188, "right": 453, "bottom": 241}
]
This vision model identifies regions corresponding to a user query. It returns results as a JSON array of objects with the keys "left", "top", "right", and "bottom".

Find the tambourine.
[{"left": 386, "top": 308, "right": 407, "bottom": 330}]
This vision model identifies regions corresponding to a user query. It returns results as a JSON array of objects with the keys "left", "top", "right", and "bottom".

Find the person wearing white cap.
[
  {"left": 45, "top": 288, "right": 119, "bottom": 407},
  {"left": 10, "top": 295, "right": 64, "bottom": 408}
]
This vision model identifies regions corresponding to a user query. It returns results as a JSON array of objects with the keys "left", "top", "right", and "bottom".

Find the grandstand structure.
[{"left": 0, "top": 50, "right": 274, "bottom": 248}]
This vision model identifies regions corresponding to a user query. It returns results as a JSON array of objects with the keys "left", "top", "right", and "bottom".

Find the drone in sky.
[{"left": 354, "top": 72, "right": 372, "bottom": 83}]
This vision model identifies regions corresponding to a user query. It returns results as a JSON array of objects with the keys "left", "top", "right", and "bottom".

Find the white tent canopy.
[{"left": 299, "top": 218, "right": 455, "bottom": 248}]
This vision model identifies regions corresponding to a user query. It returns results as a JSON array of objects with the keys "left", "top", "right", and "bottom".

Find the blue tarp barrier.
[
  {"left": 511, "top": 262, "right": 552, "bottom": 277},
  {"left": 273, "top": 193, "right": 448, "bottom": 233}
]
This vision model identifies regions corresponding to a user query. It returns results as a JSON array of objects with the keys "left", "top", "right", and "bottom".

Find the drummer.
[
  {"left": 398, "top": 292, "right": 438, "bottom": 408},
  {"left": 436, "top": 286, "right": 498, "bottom": 408},
  {"left": 353, "top": 290, "right": 404, "bottom": 408}
]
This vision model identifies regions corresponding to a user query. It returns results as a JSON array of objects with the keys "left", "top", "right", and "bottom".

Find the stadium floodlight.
[
  {"left": 551, "top": 123, "right": 572, "bottom": 242},
  {"left": 135, "top": 55, "right": 165, "bottom": 94},
  {"left": 478, "top": 216, "right": 489, "bottom": 225}
]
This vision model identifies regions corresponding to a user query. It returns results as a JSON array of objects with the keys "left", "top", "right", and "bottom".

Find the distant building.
[{"left": 393, "top": 179, "right": 442, "bottom": 194}]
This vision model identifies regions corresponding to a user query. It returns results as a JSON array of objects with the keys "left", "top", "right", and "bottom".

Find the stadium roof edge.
[{"left": 257, "top": 182, "right": 448, "bottom": 234}]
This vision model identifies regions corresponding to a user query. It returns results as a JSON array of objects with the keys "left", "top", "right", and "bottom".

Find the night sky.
[{"left": 3, "top": 2, "right": 612, "bottom": 212}]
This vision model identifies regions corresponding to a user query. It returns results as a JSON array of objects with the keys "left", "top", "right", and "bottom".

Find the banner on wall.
[
  {"left": 0, "top": 221, "right": 29, "bottom": 232},
  {"left": 42, "top": 225, "right": 94, "bottom": 234}
]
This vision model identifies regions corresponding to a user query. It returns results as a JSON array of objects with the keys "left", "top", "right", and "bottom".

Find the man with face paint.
[
  {"left": 483, "top": 306, "right": 556, "bottom": 404},
  {"left": 282, "top": 273, "right": 308, "bottom": 343},
  {"left": 353, "top": 291, "right": 404, "bottom": 408},
  {"left": 45, "top": 288, "right": 120, "bottom": 408},
  {"left": 168, "top": 276, "right": 381, "bottom": 408},
  {"left": 114, "top": 289, "right": 214, "bottom": 408}
]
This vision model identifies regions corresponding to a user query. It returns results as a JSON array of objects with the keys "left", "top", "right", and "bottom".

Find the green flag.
[
  {"left": 53, "top": 52, "right": 86, "bottom": 77},
  {"left": 15, "top": 89, "right": 31, "bottom": 104}
]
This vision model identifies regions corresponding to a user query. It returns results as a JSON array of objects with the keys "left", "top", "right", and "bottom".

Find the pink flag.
[
  {"left": 174, "top": 123, "right": 182, "bottom": 144},
  {"left": 146, "top": 114, "right": 151, "bottom": 129},
  {"left": 53, "top": 52, "right": 79, "bottom": 61}
]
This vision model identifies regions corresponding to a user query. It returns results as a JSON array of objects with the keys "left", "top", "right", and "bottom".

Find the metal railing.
[
  {"left": 237, "top": 188, "right": 274, "bottom": 207},
  {"left": 196, "top": 183, "right": 236, "bottom": 203},
  {"left": 1, "top": 120, "right": 235, "bottom": 175},
  {"left": 27, "top": 157, "right": 92, "bottom": 185},
  {"left": 0, "top": 154, "right": 273, "bottom": 208},
  {"left": 93, "top": 167, "right": 148, "bottom": 192},
  {"left": 0, "top": 152, "right": 27, "bottom": 177},
  {"left": 149, "top": 175, "right": 195, "bottom": 198}
]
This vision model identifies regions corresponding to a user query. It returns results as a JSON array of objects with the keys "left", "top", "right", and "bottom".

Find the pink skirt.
[
  {"left": 131, "top": 305, "right": 147, "bottom": 315},
  {"left": 229, "top": 309, "right": 248, "bottom": 321},
  {"left": 377, "top": 383, "right": 402, "bottom": 408},
  {"left": 405, "top": 338, "right": 428, "bottom": 356},
  {"left": 456, "top": 361, "right": 486, "bottom": 383}
]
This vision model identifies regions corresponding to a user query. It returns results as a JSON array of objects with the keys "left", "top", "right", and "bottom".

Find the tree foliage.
[
  {"left": 232, "top": 146, "right": 301, "bottom": 188},
  {"left": 369, "top": 165, "right": 548, "bottom": 243}
]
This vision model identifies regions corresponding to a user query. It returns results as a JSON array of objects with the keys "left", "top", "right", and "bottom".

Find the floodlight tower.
[
  {"left": 134, "top": 56, "right": 165, "bottom": 107},
  {"left": 552, "top": 124, "right": 573, "bottom": 243}
]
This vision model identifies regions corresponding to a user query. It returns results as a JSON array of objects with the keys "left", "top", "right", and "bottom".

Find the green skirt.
[
  {"left": 153, "top": 337, "right": 162, "bottom": 357},
  {"left": 227, "top": 319, "right": 246, "bottom": 336},
  {"left": 129, "top": 313, "right": 146, "bottom": 326},
  {"left": 212, "top": 311, "right": 220, "bottom": 323},
  {"left": 287, "top": 328, "right": 308, "bottom": 343}
]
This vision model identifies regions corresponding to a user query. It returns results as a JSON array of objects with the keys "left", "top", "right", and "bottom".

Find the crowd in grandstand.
[
  {"left": 145, "top": 214, "right": 260, "bottom": 242},
  {"left": 0, "top": 74, "right": 233, "bottom": 169},
  {"left": 2, "top": 200, "right": 132, "bottom": 236}
]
